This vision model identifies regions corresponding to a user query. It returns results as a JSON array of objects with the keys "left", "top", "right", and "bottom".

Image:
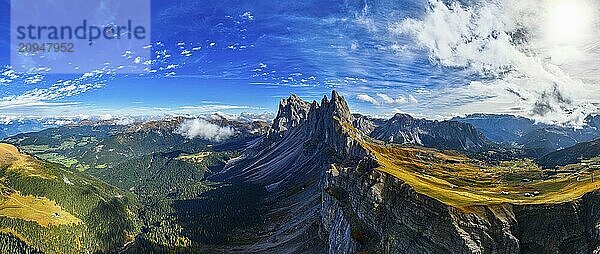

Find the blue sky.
[{"left": 1, "top": 0, "right": 599, "bottom": 126}]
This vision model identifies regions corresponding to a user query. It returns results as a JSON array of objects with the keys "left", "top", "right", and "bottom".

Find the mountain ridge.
[
  {"left": 454, "top": 114, "right": 600, "bottom": 157},
  {"left": 537, "top": 138, "right": 600, "bottom": 168},
  {"left": 371, "top": 113, "right": 499, "bottom": 152}
]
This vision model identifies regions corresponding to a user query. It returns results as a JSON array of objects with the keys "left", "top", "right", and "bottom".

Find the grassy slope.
[
  {"left": 340, "top": 119, "right": 600, "bottom": 209},
  {"left": 0, "top": 143, "right": 138, "bottom": 253},
  {"left": 0, "top": 143, "right": 80, "bottom": 226},
  {"left": 0, "top": 193, "right": 82, "bottom": 227}
]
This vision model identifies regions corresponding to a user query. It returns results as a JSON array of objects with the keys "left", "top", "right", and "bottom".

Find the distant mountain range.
[
  {"left": 537, "top": 138, "right": 600, "bottom": 168},
  {"left": 0, "top": 113, "right": 273, "bottom": 141},
  {"left": 366, "top": 113, "right": 499, "bottom": 153},
  {"left": 3, "top": 112, "right": 599, "bottom": 161},
  {"left": 0, "top": 119, "right": 58, "bottom": 139},
  {"left": 454, "top": 114, "right": 600, "bottom": 157}
]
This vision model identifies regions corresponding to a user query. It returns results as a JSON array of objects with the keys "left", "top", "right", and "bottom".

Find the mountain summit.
[
  {"left": 270, "top": 94, "right": 312, "bottom": 134},
  {"left": 215, "top": 90, "right": 364, "bottom": 252}
]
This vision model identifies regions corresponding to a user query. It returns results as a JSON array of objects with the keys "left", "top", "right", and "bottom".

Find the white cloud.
[
  {"left": 391, "top": 0, "right": 600, "bottom": 126},
  {"left": 99, "top": 114, "right": 114, "bottom": 121},
  {"left": 376, "top": 93, "right": 407, "bottom": 104},
  {"left": 175, "top": 119, "right": 235, "bottom": 141},
  {"left": 2, "top": 69, "right": 18, "bottom": 80},
  {"left": 408, "top": 95, "right": 418, "bottom": 104},
  {"left": 0, "top": 101, "right": 79, "bottom": 110},
  {"left": 357, "top": 94, "right": 380, "bottom": 105}
]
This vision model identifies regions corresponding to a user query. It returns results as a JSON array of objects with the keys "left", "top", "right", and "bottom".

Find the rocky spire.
[
  {"left": 219, "top": 91, "right": 366, "bottom": 253},
  {"left": 270, "top": 94, "right": 312, "bottom": 134},
  {"left": 330, "top": 90, "right": 352, "bottom": 122},
  {"left": 264, "top": 91, "right": 359, "bottom": 157},
  {"left": 270, "top": 91, "right": 352, "bottom": 135}
]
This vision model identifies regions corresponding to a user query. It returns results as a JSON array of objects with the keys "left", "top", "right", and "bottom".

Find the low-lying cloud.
[{"left": 175, "top": 118, "right": 235, "bottom": 141}]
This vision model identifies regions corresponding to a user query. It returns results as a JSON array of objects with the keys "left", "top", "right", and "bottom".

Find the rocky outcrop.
[
  {"left": 352, "top": 114, "right": 385, "bottom": 135},
  {"left": 270, "top": 94, "right": 312, "bottom": 135}
]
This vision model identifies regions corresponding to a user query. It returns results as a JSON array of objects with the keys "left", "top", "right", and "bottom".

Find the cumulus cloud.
[
  {"left": 391, "top": 0, "right": 600, "bottom": 126},
  {"left": 175, "top": 119, "right": 235, "bottom": 141},
  {"left": 357, "top": 94, "right": 380, "bottom": 105}
]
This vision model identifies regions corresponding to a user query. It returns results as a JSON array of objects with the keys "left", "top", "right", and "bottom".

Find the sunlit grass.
[
  {"left": 0, "top": 144, "right": 55, "bottom": 179},
  {"left": 36, "top": 153, "right": 79, "bottom": 168},
  {"left": 176, "top": 151, "right": 212, "bottom": 163},
  {"left": 94, "top": 164, "right": 108, "bottom": 169},
  {"left": 0, "top": 191, "right": 82, "bottom": 227},
  {"left": 0, "top": 144, "right": 83, "bottom": 226},
  {"left": 338, "top": 118, "right": 600, "bottom": 208}
]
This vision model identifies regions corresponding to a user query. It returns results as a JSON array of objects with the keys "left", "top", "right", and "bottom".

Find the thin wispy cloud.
[{"left": 357, "top": 93, "right": 418, "bottom": 106}]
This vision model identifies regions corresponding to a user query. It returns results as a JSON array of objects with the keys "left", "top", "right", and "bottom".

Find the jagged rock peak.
[
  {"left": 371, "top": 112, "right": 497, "bottom": 152},
  {"left": 317, "top": 90, "right": 352, "bottom": 122},
  {"left": 270, "top": 91, "right": 352, "bottom": 134},
  {"left": 330, "top": 90, "right": 352, "bottom": 121},
  {"left": 271, "top": 94, "right": 312, "bottom": 133}
]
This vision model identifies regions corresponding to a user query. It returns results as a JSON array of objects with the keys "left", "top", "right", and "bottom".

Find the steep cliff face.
[
  {"left": 313, "top": 94, "right": 600, "bottom": 254},
  {"left": 321, "top": 148, "right": 600, "bottom": 254},
  {"left": 321, "top": 158, "right": 517, "bottom": 254}
]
